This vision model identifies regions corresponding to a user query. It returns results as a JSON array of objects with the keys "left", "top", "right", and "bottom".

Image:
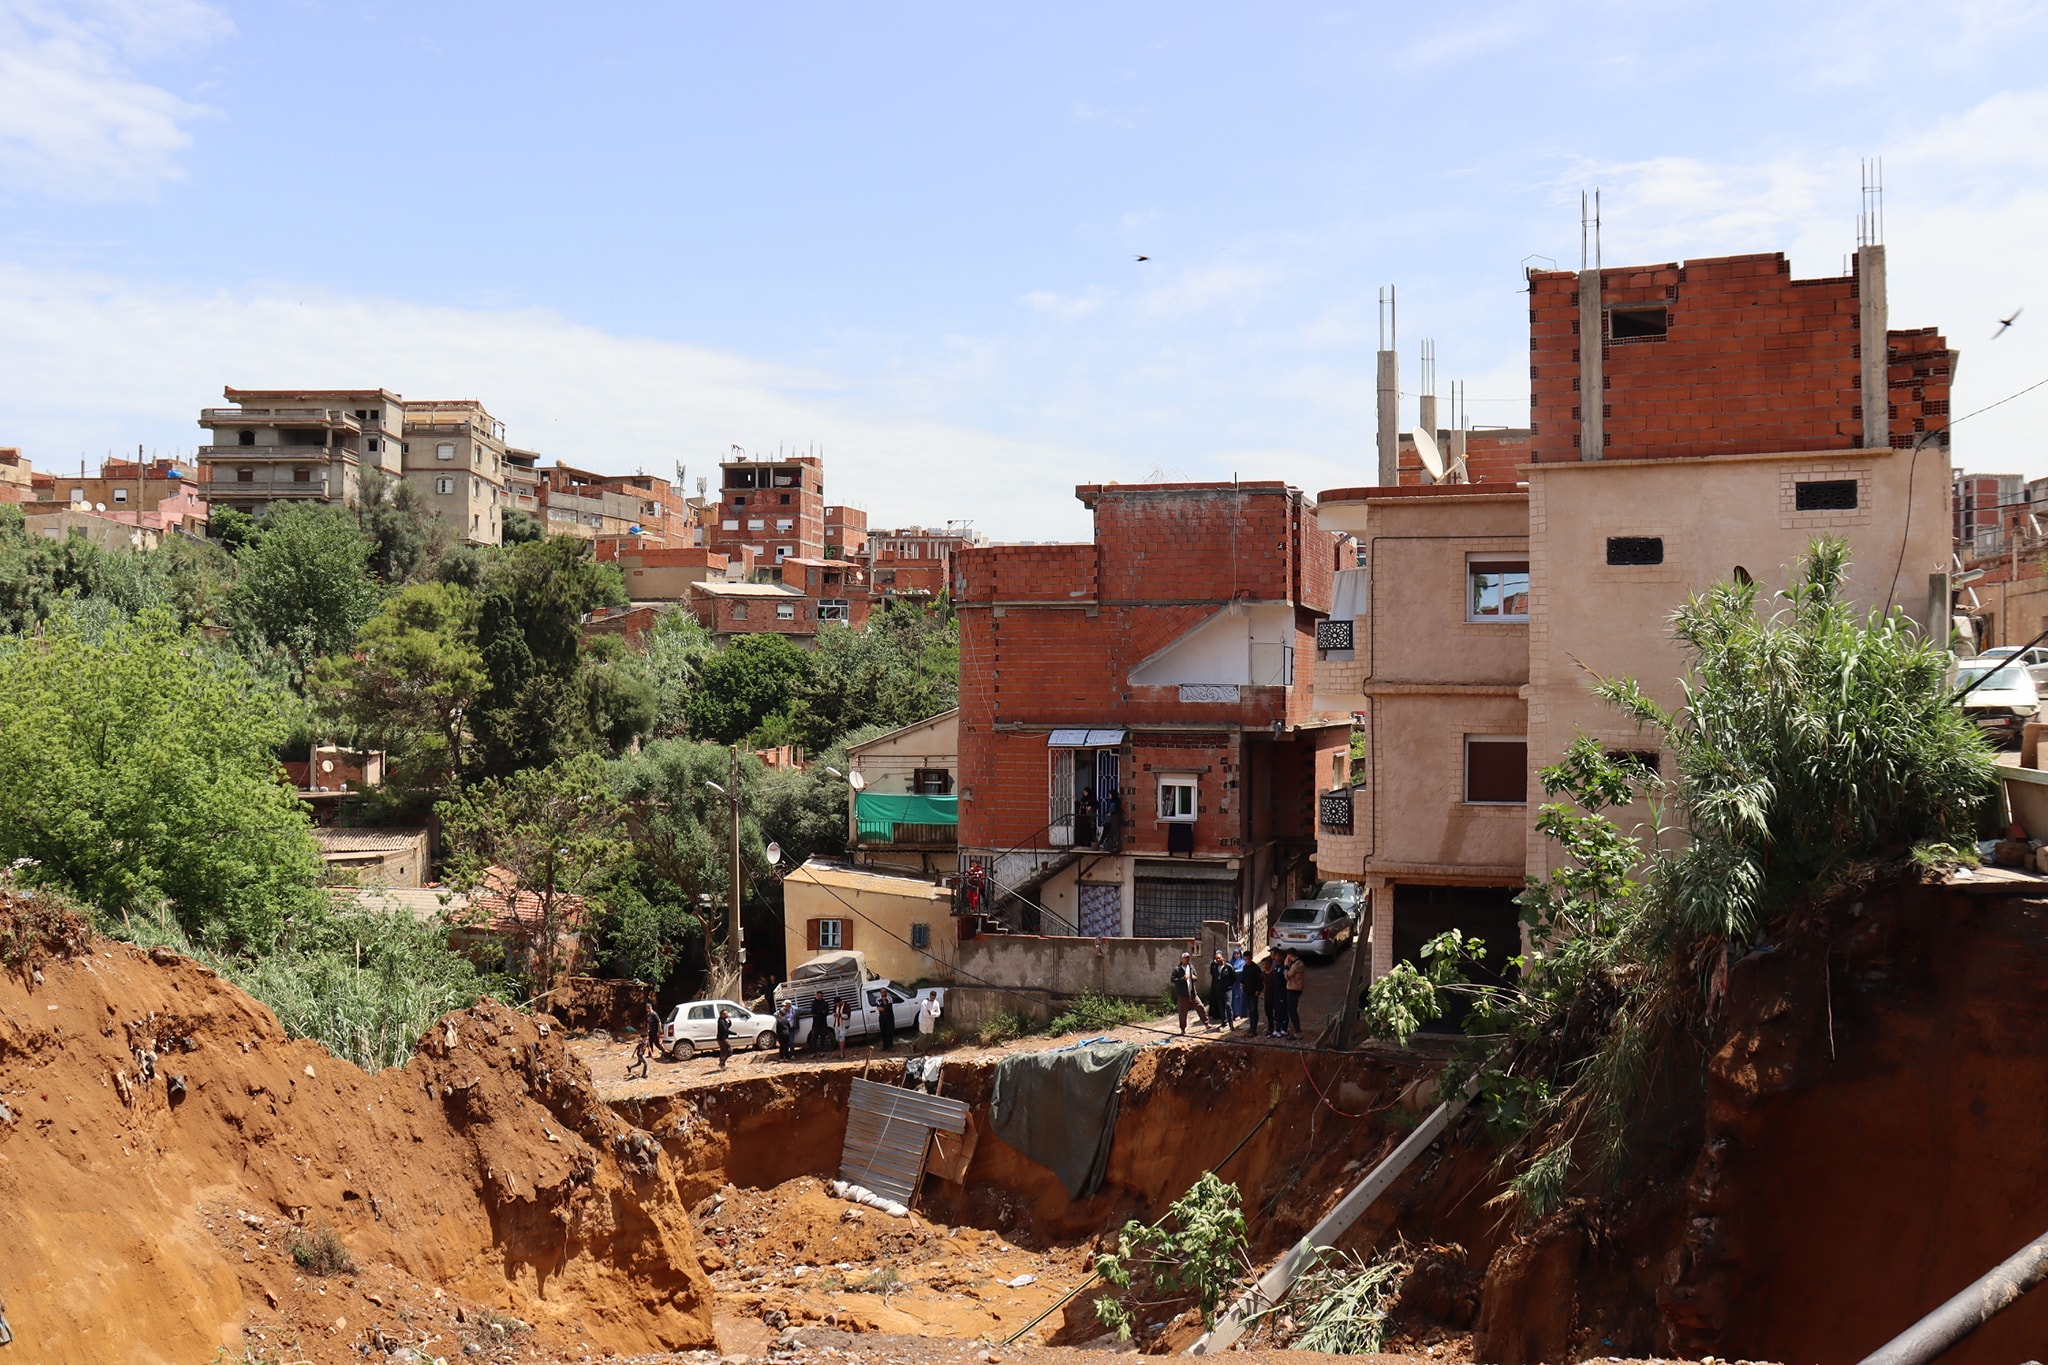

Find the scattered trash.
[{"left": 1005, "top": 1273, "right": 1036, "bottom": 1288}]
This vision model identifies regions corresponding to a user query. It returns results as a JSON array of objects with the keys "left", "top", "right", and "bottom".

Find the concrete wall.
[
  {"left": 940, "top": 985, "right": 1054, "bottom": 1031},
  {"left": 1525, "top": 444, "right": 1952, "bottom": 875},
  {"left": 951, "top": 932, "right": 1202, "bottom": 1001}
]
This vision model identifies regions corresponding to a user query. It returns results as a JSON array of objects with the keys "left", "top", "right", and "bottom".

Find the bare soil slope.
[{"left": 0, "top": 933, "right": 716, "bottom": 1364}]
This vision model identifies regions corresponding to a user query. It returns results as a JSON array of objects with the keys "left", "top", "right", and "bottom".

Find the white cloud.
[
  {"left": 0, "top": 262, "right": 1109, "bottom": 539},
  {"left": 1137, "top": 261, "right": 1283, "bottom": 320},
  {"left": 0, "top": 0, "right": 230, "bottom": 199},
  {"left": 1022, "top": 288, "right": 1102, "bottom": 320}
]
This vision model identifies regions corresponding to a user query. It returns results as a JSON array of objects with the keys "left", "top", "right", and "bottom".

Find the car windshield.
[
  {"left": 1312, "top": 882, "right": 1354, "bottom": 901},
  {"left": 1958, "top": 662, "right": 2032, "bottom": 692},
  {"left": 1277, "top": 906, "right": 1319, "bottom": 924}
]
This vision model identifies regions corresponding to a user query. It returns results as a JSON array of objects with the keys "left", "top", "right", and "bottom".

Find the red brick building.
[
  {"left": 1397, "top": 429, "right": 1532, "bottom": 486},
  {"left": 825, "top": 504, "right": 868, "bottom": 560},
  {"left": 954, "top": 482, "right": 1353, "bottom": 943},
  {"left": 709, "top": 455, "right": 825, "bottom": 565},
  {"left": 870, "top": 523, "right": 982, "bottom": 602},
  {"left": 778, "top": 557, "right": 873, "bottom": 628},
  {"left": 1526, "top": 251, "right": 1952, "bottom": 463}
]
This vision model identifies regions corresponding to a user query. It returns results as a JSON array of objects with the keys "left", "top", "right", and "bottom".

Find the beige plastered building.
[
  {"left": 1313, "top": 445, "right": 1953, "bottom": 981},
  {"left": 402, "top": 400, "right": 506, "bottom": 546}
]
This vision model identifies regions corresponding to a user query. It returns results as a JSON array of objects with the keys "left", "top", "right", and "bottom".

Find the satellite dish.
[
  {"left": 320, "top": 759, "right": 335, "bottom": 773},
  {"left": 848, "top": 770, "right": 867, "bottom": 791},
  {"left": 94, "top": 502, "right": 106, "bottom": 512},
  {"left": 765, "top": 841, "right": 783, "bottom": 866},
  {"left": 1410, "top": 427, "right": 1445, "bottom": 483}
]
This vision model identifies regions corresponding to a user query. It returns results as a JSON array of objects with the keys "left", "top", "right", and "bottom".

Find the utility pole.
[{"left": 726, "top": 744, "right": 745, "bottom": 988}]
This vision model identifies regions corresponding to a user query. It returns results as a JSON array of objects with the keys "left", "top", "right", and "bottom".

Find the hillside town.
[{"left": 12, "top": 7, "right": 2048, "bottom": 1365}]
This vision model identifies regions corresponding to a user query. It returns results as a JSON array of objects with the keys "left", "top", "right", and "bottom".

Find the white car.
[
  {"left": 788, "top": 981, "right": 937, "bottom": 1049},
  {"left": 1977, "top": 646, "right": 2048, "bottom": 690},
  {"left": 661, "top": 999, "right": 778, "bottom": 1059},
  {"left": 1271, "top": 899, "right": 1355, "bottom": 961},
  {"left": 1956, "top": 657, "right": 2041, "bottom": 747}
]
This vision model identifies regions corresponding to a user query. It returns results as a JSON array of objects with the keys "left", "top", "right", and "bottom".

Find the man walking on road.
[{"left": 715, "top": 1005, "right": 734, "bottom": 1070}]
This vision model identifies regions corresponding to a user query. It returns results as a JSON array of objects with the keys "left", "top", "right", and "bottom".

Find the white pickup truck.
[{"left": 775, "top": 950, "right": 946, "bottom": 1048}]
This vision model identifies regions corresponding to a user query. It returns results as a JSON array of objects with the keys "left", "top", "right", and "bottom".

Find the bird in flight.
[
  {"left": 1134, "top": 254, "right": 1150, "bottom": 262},
  {"left": 1993, "top": 307, "right": 2024, "bottom": 340}
]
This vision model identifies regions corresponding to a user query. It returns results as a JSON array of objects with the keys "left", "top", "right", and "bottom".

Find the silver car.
[
  {"left": 661, "top": 999, "right": 779, "bottom": 1059},
  {"left": 1977, "top": 646, "right": 2048, "bottom": 691},
  {"left": 1271, "top": 899, "right": 1355, "bottom": 961}
]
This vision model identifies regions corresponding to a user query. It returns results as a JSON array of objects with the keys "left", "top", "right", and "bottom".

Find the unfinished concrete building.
[
  {"left": 710, "top": 454, "right": 826, "bottom": 566},
  {"left": 1317, "top": 243, "right": 1955, "bottom": 987},
  {"left": 401, "top": 399, "right": 507, "bottom": 546},
  {"left": 197, "top": 388, "right": 406, "bottom": 516}
]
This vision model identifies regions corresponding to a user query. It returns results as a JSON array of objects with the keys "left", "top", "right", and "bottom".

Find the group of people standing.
[
  {"left": 1170, "top": 946, "right": 1308, "bottom": 1039},
  {"left": 772, "top": 991, "right": 942, "bottom": 1060}
]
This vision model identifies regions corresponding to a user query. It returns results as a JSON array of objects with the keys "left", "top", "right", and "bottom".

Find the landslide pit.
[
  {"left": 614, "top": 1042, "right": 1510, "bottom": 1355},
  {"left": 0, "top": 929, "right": 716, "bottom": 1365}
]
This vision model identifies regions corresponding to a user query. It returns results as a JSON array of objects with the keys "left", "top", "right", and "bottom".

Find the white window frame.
[
  {"left": 436, "top": 477, "right": 455, "bottom": 495},
  {"left": 776, "top": 603, "right": 797, "bottom": 620},
  {"left": 1466, "top": 555, "right": 1531, "bottom": 623},
  {"left": 817, "top": 918, "right": 844, "bottom": 949},
  {"left": 775, "top": 545, "right": 794, "bottom": 562},
  {"left": 112, "top": 488, "right": 129, "bottom": 503},
  {"left": 1157, "top": 774, "right": 1197, "bottom": 821},
  {"left": 436, "top": 442, "right": 455, "bottom": 461},
  {"left": 747, "top": 518, "right": 766, "bottom": 531},
  {"left": 817, "top": 599, "right": 850, "bottom": 622}
]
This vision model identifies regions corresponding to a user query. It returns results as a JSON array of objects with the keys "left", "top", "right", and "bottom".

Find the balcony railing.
[
  {"left": 198, "top": 408, "right": 362, "bottom": 430},
  {"left": 198, "top": 445, "right": 353, "bottom": 461}
]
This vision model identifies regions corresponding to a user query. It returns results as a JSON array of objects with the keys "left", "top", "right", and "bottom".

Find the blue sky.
[{"left": 3, "top": 1, "right": 2047, "bottom": 539}]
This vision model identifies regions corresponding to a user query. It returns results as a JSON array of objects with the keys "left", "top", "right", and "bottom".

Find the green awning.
[{"left": 855, "top": 791, "right": 959, "bottom": 843}]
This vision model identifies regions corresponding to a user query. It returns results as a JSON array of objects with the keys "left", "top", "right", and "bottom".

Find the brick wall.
[
  {"left": 1398, "top": 429, "right": 1532, "bottom": 486},
  {"left": 1527, "top": 253, "right": 1952, "bottom": 464}
]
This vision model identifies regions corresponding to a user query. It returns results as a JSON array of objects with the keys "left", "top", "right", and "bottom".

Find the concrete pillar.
[
  {"left": 1417, "top": 393, "right": 1437, "bottom": 445},
  {"left": 1367, "top": 879, "right": 1394, "bottom": 981},
  {"left": 1376, "top": 350, "right": 1400, "bottom": 485},
  {"left": 1449, "top": 426, "right": 1468, "bottom": 481},
  {"left": 1577, "top": 269, "right": 1604, "bottom": 460},
  {"left": 1859, "top": 244, "right": 1890, "bottom": 449}
]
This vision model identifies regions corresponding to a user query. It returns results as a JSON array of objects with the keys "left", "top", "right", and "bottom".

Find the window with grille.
[
  {"left": 910, "top": 922, "right": 931, "bottom": 950},
  {"left": 436, "top": 477, "right": 454, "bottom": 495},
  {"left": 816, "top": 918, "right": 844, "bottom": 949},
  {"left": 436, "top": 442, "right": 454, "bottom": 460},
  {"left": 1605, "top": 536, "right": 1664, "bottom": 566},
  {"left": 1794, "top": 479, "right": 1858, "bottom": 511}
]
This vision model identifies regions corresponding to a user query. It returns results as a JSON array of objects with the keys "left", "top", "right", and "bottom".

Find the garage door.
[{"left": 1133, "top": 876, "right": 1236, "bottom": 940}]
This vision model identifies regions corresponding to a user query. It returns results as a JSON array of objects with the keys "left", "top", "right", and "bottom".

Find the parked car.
[
  {"left": 661, "top": 999, "right": 778, "bottom": 1059},
  {"left": 1977, "top": 646, "right": 2048, "bottom": 690},
  {"left": 1308, "top": 880, "right": 1365, "bottom": 915},
  {"left": 789, "top": 980, "right": 941, "bottom": 1049},
  {"left": 1271, "top": 898, "right": 1355, "bottom": 961},
  {"left": 1955, "top": 657, "right": 2041, "bottom": 747}
]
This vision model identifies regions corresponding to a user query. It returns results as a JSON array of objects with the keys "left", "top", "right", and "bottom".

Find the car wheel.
[
  {"left": 669, "top": 1038, "right": 695, "bottom": 1060},
  {"left": 755, "top": 1030, "right": 776, "bottom": 1051}
]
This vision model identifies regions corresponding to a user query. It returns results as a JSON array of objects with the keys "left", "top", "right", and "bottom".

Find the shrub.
[
  {"left": 288, "top": 1224, "right": 354, "bottom": 1277},
  {"left": 1094, "top": 1171, "right": 1248, "bottom": 1338},
  {"left": 975, "top": 1013, "right": 1028, "bottom": 1047},
  {"left": 1047, "top": 992, "right": 1153, "bottom": 1036}
]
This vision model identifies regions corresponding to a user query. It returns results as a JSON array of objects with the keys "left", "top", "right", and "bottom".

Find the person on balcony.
[{"left": 1074, "top": 786, "right": 1099, "bottom": 847}]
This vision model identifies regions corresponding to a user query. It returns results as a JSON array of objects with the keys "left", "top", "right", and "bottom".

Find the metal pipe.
[{"left": 1858, "top": 1225, "right": 2048, "bottom": 1365}]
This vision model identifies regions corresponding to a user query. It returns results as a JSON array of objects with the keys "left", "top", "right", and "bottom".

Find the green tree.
[
  {"left": 1361, "top": 539, "right": 1998, "bottom": 1222},
  {"left": 500, "top": 507, "right": 544, "bottom": 544},
  {"left": 469, "top": 537, "right": 628, "bottom": 773},
  {"left": 0, "top": 609, "right": 322, "bottom": 947},
  {"left": 0, "top": 509, "right": 104, "bottom": 634},
  {"left": 608, "top": 740, "right": 776, "bottom": 980},
  {"left": 789, "top": 601, "right": 958, "bottom": 751},
  {"left": 312, "top": 581, "right": 487, "bottom": 784},
  {"left": 356, "top": 469, "right": 453, "bottom": 583},
  {"left": 640, "top": 609, "right": 717, "bottom": 739},
  {"left": 230, "top": 503, "right": 381, "bottom": 669},
  {"left": 209, "top": 506, "right": 256, "bottom": 554},
  {"left": 437, "top": 753, "right": 631, "bottom": 990},
  {"left": 689, "top": 632, "right": 815, "bottom": 745}
]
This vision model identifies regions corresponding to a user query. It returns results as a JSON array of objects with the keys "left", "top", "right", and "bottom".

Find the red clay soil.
[
  {"left": 1664, "top": 880, "right": 2048, "bottom": 1364},
  {"left": 0, "top": 933, "right": 716, "bottom": 1364}
]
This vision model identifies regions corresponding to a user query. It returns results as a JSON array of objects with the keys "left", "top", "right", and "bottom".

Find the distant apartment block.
[
  {"left": 402, "top": 400, "right": 507, "bottom": 546},
  {"left": 710, "top": 455, "right": 825, "bottom": 565},
  {"left": 197, "top": 388, "right": 406, "bottom": 516},
  {"left": 870, "top": 523, "right": 984, "bottom": 601},
  {"left": 825, "top": 504, "right": 868, "bottom": 560},
  {"left": 0, "top": 448, "right": 32, "bottom": 504}
]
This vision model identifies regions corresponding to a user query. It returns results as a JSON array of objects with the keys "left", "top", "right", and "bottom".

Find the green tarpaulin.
[
  {"left": 854, "top": 792, "right": 959, "bottom": 842},
  {"left": 989, "top": 1040, "right": 1141, "bottom": 1200}
]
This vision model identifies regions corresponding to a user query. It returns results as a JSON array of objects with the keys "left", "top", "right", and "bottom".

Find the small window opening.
[
  {"left": 1606, "top": 536, "right": 1665, "bottom": 566},
  {"left": 237, "top": 430, "right": 255, "bottom": 446},
  {"left": 1609, "top": 306, "right": 1668, "bottom": 340},
  {"left": 1795, "top": 479, "right": 1859, "bottom": 511}
]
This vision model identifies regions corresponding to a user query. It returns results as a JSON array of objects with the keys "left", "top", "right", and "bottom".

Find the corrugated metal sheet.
[{"left": 839, "top": 1078, "right": 971, "bottom": 1206}]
